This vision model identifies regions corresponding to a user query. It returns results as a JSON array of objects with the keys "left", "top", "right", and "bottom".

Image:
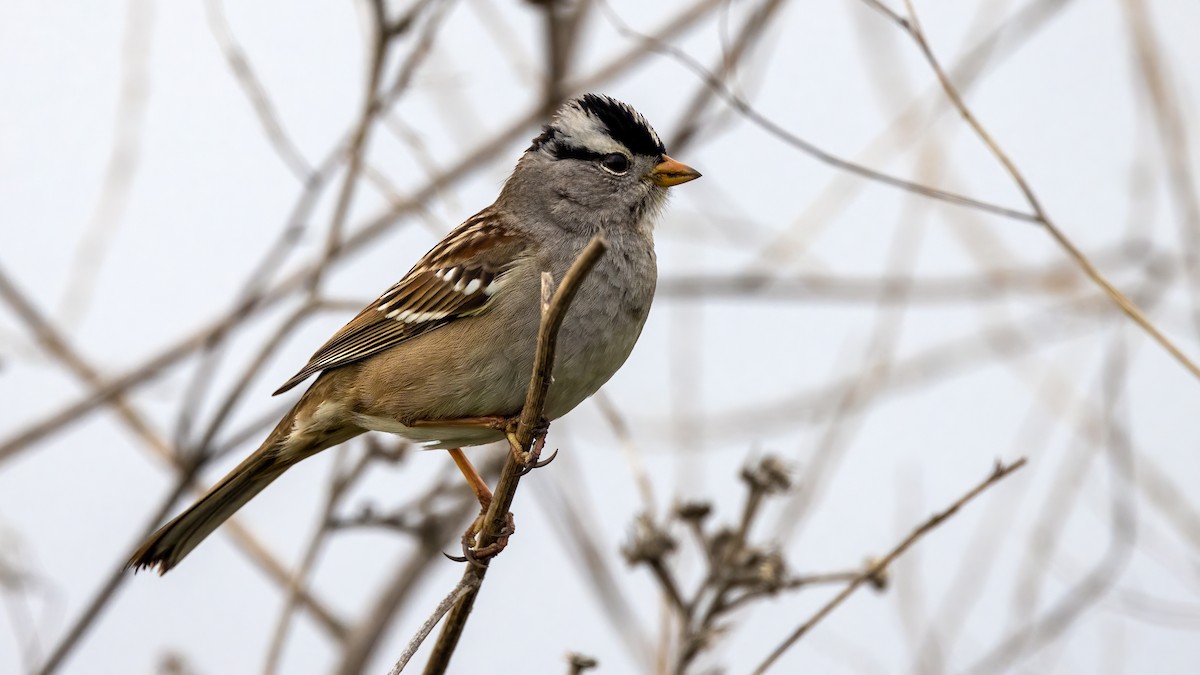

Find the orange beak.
[{"left": 647, "top": 154, "right": 701, "bottom": 187}]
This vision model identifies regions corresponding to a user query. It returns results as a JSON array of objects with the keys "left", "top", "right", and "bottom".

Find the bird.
[{"left": 127, "top": 93, "right": 701, "bottom": 574}]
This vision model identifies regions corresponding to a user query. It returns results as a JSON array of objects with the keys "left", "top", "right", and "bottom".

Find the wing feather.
[{"left": 273, "top": 210, "right": 527, "bottom": 395}]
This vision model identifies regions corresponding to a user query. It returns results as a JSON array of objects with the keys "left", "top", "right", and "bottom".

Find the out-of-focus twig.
[
  {"left": 657, "top": 244, "right": 1150, "bottom": 304},
  {"left": 752, "top": 458, "right": 1028, "bottom": 674},
  {"left": 892, "top": 0, "right": 1200, "bottom": 381},
  {"left": 1121, "top": 0, "right": 1200, "bottom": 343},
  {"left": 331, "top": 455, "right": 497, "bottom": 675},
  {"left": 595, "top": 0, "right": 1038, "bottom": 223},
  {"left": 388, "top": 578, "right": 478, "bottom": 675},
  {"left": 966, "top": 334, "right": 1136, "bottom": 674},
  {"left": 58, "top": 0, "right": 154, "bottom": 326}
]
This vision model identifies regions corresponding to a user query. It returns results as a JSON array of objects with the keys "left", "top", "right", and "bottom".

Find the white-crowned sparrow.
[{"left": 129, "top": 93, "right": 700, "bottom": 573}]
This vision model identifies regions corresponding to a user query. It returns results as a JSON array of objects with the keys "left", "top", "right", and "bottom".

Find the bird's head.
[{"left": 504, "top": 93, "right": 701, "bottom": 236}]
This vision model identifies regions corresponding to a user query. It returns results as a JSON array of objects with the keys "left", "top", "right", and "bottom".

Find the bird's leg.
[
  {"left": 417, "top": 416, "right": 554, "bottom": 565},
  {"left": 447, "top": 447, "right": 492, "bottom": 510},
  {"left": 443, "top": 446, "right": 516, "bottom": 566}
]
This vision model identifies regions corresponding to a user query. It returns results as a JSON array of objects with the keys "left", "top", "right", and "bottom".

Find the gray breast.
[{"left": 543, "top": 236, "right": 657, "bottom": 420}]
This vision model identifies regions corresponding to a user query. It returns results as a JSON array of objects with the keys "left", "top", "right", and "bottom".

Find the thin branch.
[
  {"left": 37, "top": 477, "right": 194, "bottom": 675},
  {"left": 658, "top": 255, "right": 1175, "bottom": 442},
  {"left": 593, "top": 391, "right": 657, "bottom": 515},
  {"left": 964, "top": 334, "right": 1136, "bottom": 674},
  {"left": 657, "top": 244, "right": 1150, "bottom": 304},
  {"left": 58, "top": 0, "right": 154, "bottom": 325},
  {"left": 751, "top": 458, "right": 1028, "bottom": 674},
  {"left": 308, "top": 0, "right": 392, "bottom": 292},
  {"left": 895, "top": 0, "right": 1200, "bottom": 381},
  {"left": 420, "top": 236, "right": 609, "bottom": 674},
  {"left": 594, "top": 0, "right": 1039, "bottom": 224},
  {"left": 1121, "top": 0, "right": 1200, "bottom": 343},
  {"left": 0, "top": 265, "right": 347, "bottom": 651},
  {"left": 203, "top": 0, "right": 312, "bottom": 180},
  {"left": 260, "top": 448, "right": 374, "bottom": 675},
  {"left": 388, "top": 578, "right": 478, "bottom": 675},
  {"left": 533, "top": 471, "right": 656, "bottom": 666}
]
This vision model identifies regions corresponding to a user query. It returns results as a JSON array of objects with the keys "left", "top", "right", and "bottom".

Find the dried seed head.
[
  {"left": 622, "top": 514, "right": 677, "bottom": 564},
  {"left": 755, "top": 550, "right": 787, "bottom": 592},
  {"left": 740, "top": 456, "right": 792, "bottom": 495},
  {"left": 566, "top": 652, "right": 599, "bottom": 673},
  {"left": 676, "top": 501, "right": 714, "bottom": 522}
]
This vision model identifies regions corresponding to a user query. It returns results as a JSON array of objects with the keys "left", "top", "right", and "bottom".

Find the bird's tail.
[
  {"left": 127, "top": 383, "right": 361, "bottom": 575},
  {"left": 127, "top": 434, "right": 293, "bottom": 575}
]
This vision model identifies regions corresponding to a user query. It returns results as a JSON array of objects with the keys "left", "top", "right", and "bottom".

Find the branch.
[
  {"left": 388, "top": 578, "right": 479, "bottom": 675},
  {"left": 751, "top": 458, "right": 1028, "bottom": 674},
  {"left": 893, "top": 0, "right": 1200, "bottom": 382},
  {"left": 594, "top": 0, "right": 1038, "bottom": 224},
  {"left": 417, "top": 236, "right": 609, "bottom": 674}
]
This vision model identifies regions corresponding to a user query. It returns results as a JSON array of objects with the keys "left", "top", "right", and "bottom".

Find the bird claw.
[
  {"left": 518, "top": 447, "right": 558, "bottom": 476},
  {"left": 508, "top": 423, "right": 554, "bottom": 474},
  {"left": 452, "top": 511, "right": 516, "bottom": 567}
]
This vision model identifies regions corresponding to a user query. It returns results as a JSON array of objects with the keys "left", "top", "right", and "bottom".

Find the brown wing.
[{"left": 273, "top": 210, "right": 528, "bottom": 395}]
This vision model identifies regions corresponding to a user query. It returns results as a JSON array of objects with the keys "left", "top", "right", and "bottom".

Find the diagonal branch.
[
  {"left": 414, "top": 235, "right": 609, "bottom": 675},
  {"left": 894, "top": 0, "right": 1200, "bottom": 382},
  {"left": 751, "top": 458, "right": 1028, "bottom": 674}
]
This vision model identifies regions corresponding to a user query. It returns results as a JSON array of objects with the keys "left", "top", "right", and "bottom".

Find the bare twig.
[
  {"left": 260, "top": 447, "right": 376, "bottom": 675},
  {"left": 751, "top": 458, "right": 1028, "bottom": 674},
  {"left": 388, "top": 578, "right": 479, "bottom": 675},
  {"left": 1121, "top": 0, "right": 1200, "bottom": 343},
  {"left": 657, "top": 244, "right": 1150, "bottom": 304},
  {"left": 203, "top": 0, "right": 312, "bottom": 180},
  {"left": 419, "top": 236, "right": 608, "bottom": 674},
  {"left": 58, "top": 0, "right": 153, "bottom": 325},
  {"left": 893, "top": 0, "right": 1200, "bottom": 382},
  {"left": 965, "top": 334, "right": 1136, "bottom": 674},
  {"left": 308, "top": 0, "right": 392, "bottom": 292},
  {"left": 595, "top": 0, "right": 1038, "bottom": 224}
]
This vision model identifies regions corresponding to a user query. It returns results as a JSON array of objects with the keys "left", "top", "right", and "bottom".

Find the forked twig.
[
  {"left": 891, "top": 0, "right": 1200, "bottom": 382},
  {"left": 752, "top": 458, "right": 1028, "bottom": 673}
]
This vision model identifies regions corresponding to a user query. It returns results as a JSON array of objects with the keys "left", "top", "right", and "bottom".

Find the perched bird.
[{"left": 128, "top": 93, "right": 700, "bottom": 574}]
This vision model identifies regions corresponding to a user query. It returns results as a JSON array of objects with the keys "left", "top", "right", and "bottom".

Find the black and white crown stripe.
[{"left": 530, "top": 93, "right": 666, "bottom": 160}]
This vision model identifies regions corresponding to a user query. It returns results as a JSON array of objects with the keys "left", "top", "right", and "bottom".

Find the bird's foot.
[
  {"left": 505, "top": 417, "right": 553, "bottom": 472},
  {"left": 446, "top": 511, "right": 516, "bottom": 567}
]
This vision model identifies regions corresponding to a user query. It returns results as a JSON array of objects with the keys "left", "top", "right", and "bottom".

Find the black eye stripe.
[{"left": 549, "top": 144, "right": 605, "bottom": 162}]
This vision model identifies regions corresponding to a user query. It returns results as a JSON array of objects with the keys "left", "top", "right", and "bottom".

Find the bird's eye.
[{"left": 600, "top": 153, "right": 630, "bottom": 175}]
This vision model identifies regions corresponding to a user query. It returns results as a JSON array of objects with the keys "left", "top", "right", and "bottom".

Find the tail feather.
[
  {"left": 129, "top": 372, "right": 364, "bottom": 575},
  {"left": 127, "top": 444, "right": 290, "bottom": 575}
]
